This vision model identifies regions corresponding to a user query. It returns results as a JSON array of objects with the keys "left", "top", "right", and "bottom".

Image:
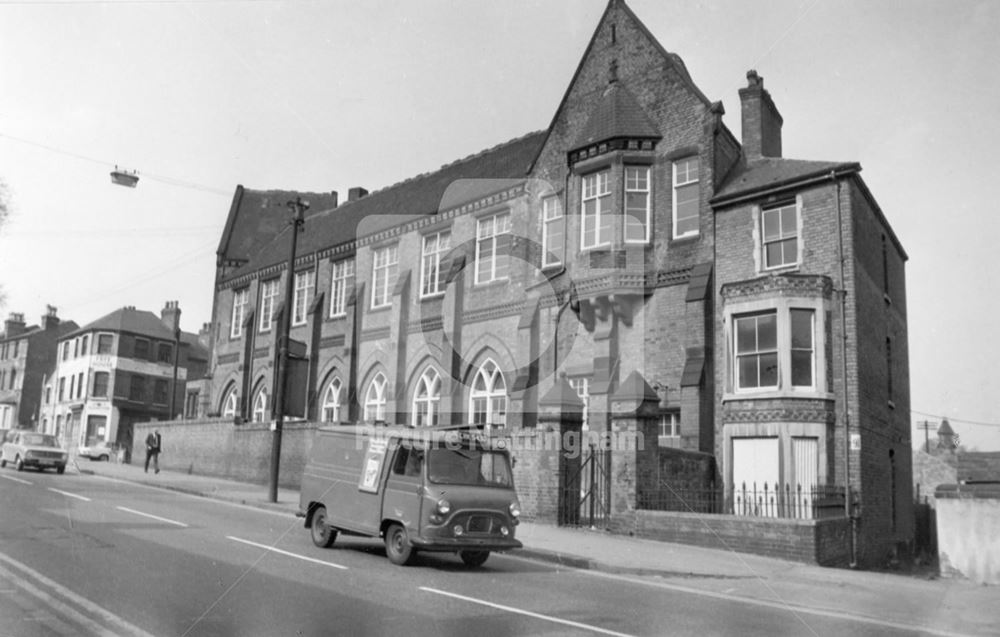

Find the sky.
[{"left": 1, "top": 0, "right": 998, "bottom": 450}]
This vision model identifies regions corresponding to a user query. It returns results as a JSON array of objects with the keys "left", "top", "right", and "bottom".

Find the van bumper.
[{"left": 410, "top": 537, "right": 522, "bottom": 552}]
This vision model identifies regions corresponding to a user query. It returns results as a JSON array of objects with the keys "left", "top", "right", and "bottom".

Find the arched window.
[
  {"left": 364, "top": 373, "right": 387, "bottom": 422},
  {"left": 412, "top": 368, "right": 441, "bottom": 427},
  {"left": 469, "top": 359, "right": 507, "bottom": 427},
  {"left": 252, "top": 385, "right": 268, "bottom": 422},
  {"left": 221, "top": 385, "right": 238, "bottom": 418},
  {"left": 322, "top": 378, "right": 343, "bottom": 423}
]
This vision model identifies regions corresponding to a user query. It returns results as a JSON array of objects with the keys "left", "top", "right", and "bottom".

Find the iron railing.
[{"left": 639, "top": 482, "right": 847, "bottom": 520}]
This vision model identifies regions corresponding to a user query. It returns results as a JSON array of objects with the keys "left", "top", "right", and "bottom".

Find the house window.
[
  {"left": 221, "top": 385, "right": 238, "bottom": 418},
  {"left": 469, "top": 359, "right": 507, "bottom": 428},
  {"left": 541, "top": 196, "right": 564, "bottom": 268},
  {"left": 329, "top": 258, "right": 355, "bottom": 317},
  {"left": 97, "top": 334, "right": 113, "bottom": 354},
  {"left": 420, "top": 231, "right": 451, "bottom": 298},
  {"left": 93, "top": 372, "right": 109, "bottom": 398},
  {"left": 62, "top": 342, "right": 70, "bottom": 361},
  {"left": 8, "top": 369, "right": 16, "bottom": 390},
  {"left": 185, "top": 390, "right": 200, "bottom": 419},
  {"left": 475, "top": 213, "right": 512, "bottom": 284},
  {"left": 252, "top": 386, "right": 268, "bottom": 422},
  {"left": 412, "top": 368, "right": 441, "bottom": 427},
  {"left": 568, "top": 376, "right": 590, "bottom": 430},
  {"left": 624, "top": 165, "right": 651, "bottom": 243},
  {"left": 762, "top": 203, "right": 798, "bottom": 269},
  {"left": 58, "top": 377, "right": 65, "bottom": 401},
  {"left": 371, "top": 245, "right": 399, "bottom": 309},
  {"left": 735, "top": 312, "right": 778, "bottom": 390},
  {"left": 153, "top": 379, "right": 169, "bottom": 405},
  {"left": 69, "top": 375, "right": 75, "bottom": 399},
  {"left": 45, "top": 385, "right": 51, "bottom": 404},
  {"left": 231, "top": 288, "right": 249, "bottom": 338},
  {"left": 659, "top": 412, "right": 680, "bottom": 438},
  {"left": 292, "top": 270, "right": 315, "bottom": 326},
  {"left": 80, "top": 335, "right": 88, "bottom": 356},
  {"left": 790, "top": 309, "right": 815, "bottom": 388},
  {"left": 129, "top": 375, "right": 146, "bottom": 402},
  {"left": 581, "top": 170, "right": 612, "bottom": 249},
  {"left": 74, "top": 339, "right": 79, "bottom": 358},
  {"left": 322, "top": 378, "right": 343, "bottom": 423},
  {"left": 672, "top": 157, "right": 700, "bottom": 238},
  {"left": 76, "top": 372, "right": 83, "bottom": 399},
  {"left": 157, "top": 343, "right": 173, "bottom": 364},
  {"left": 134, "top": 338, "right": 150, "bottom": 360},
  {"left": 364, "top": 373, "right": 388, "bottom": 422},
  {"left": 259, "top": 279, "right": 280, "bottom": 332}
]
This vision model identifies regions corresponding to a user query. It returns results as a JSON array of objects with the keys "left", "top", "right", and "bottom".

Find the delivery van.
[{"left": 298, "top": 424, "right": 522, "bottom": 567}]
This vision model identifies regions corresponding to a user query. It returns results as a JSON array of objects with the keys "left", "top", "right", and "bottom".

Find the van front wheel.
[
  {"left": 384, "top": 523, "right": 414, "bottom": 565},
  {"left": 459, "top": 550, "right": 490, "bottom": 567},
  {"left": 310, "top": 506, "right": 337, "bottom": 548}
]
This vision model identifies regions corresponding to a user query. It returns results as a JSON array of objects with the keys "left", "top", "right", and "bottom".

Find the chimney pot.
[{"left": 347, "top": 187, "right": 368, "bottom": 202}]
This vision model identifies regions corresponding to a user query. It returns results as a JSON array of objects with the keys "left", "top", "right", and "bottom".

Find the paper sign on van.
[{"left": 358, "top": 437, "right": 388, "bottom": 492}]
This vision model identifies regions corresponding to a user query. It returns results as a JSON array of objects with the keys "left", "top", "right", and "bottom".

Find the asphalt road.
[{"left": 0, "top": 469, "right": 939, "bottom": 637}]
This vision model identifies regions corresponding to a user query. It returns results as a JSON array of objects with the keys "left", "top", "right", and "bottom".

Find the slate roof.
[
  {"left": 67, "top": 307, "right": 201, "bottom": 346},
  {"left": 958, "top": 452, "right": 1000, "bottom": 483},
  {"left": 712, "top": 157, "right": 860, "bottom": 205},
  {"left": 571, "top": 81, "right": 661, "bottom": 151},
  {"left": 221, "top": 131, "right": 546, "bottom": 283}
]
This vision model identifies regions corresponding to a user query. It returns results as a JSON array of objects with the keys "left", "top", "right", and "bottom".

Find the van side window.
[{"left": 391, "top": 447, "right": 423, "bottom": 478}]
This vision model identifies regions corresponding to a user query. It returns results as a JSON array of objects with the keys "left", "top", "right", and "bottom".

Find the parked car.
[
  {"left": 0, "top": 432, "right": 68, "bottom": 473},
  {"left": 78, "top": 441, "right": 118, "bottom": 461}
]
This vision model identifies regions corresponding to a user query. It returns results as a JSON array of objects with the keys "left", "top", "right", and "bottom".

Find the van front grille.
[{"left": 467, "top": 515, "right": 492, "bottom": 533}]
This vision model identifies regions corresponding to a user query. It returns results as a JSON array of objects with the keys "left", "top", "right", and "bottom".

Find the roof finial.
[{"left": 609, "top": 59, "right": 619, "bottom": 84}]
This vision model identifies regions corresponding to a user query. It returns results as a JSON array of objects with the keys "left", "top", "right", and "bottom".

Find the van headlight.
[
  {"left": 509, "top": 502, "right": 520, "bottom": 518},
  {"left": 437, "top": 499, "right": 451, "bottom": 515}
]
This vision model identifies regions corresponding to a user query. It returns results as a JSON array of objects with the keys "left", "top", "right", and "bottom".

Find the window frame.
[
  {"left": 231, "top": 288, "right": 249, "bottom": 338},
  {"left": 252, "top": 385, "right": 268, "bottom": 422},
  {"left": 259, "top": 279, "right": 280, "bottom": 332},
  {"left": 292, "top": 270, "right": 315, "bottom": 327},
  {"left": 469, "top": 359, "right": 507, "bottom": 428},
  {"left": 133, "top": 338, "right": 150, "bottom": 361},
  {"left": 221, "top": 385, "right": 238, "bottom": 418},
  {"left": 97, "top": 333, "right": 114, "bottom": 355},
  {"left": 364, "top": 372, "right": 388, "bottom": 422},
  {"left": 624, "top": 165, "right": 651, "bottom": 244},
  {"left": 581, "top": 169, "right": 612, "bottom": 249},
  {"left": 412, "top": 367, "right": 442, "bottom": 427},
  {"left": 92, "top": 371, "right": 110, "bottom": 398},
  {"left": 672, "top": 157, "right": 700, "bottom": 239},
  {"left": 734, "top": 311, "right": 779, "bottom": 392},
  {"left": 420, "top": 230, "right": 451, "bottom": 298},
  {"left": 541, "top": 196, "right": 564, "bottom": 268},
  {"left": 322, "top": 377, "right": 343, "bottom": 423},
  {"left": 329, "top": 258, "right": 355, "bottom": 318},
  {"left": 475, "top": 212, "right": 512, "bottom": 285},
  {"left": 371, "top": 245, "right": 399, "bottom": 309},
  {"left": 761, "top": 202, "right": 799, "bottom": 270}
]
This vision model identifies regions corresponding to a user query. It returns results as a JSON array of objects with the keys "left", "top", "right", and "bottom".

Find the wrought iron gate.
[{"left": 560, "top": 444, "right": 610, "bottom": 527}]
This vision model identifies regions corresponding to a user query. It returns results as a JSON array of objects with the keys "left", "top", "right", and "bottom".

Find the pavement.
[{"left": 70, "top": 458, "right": 997, "bottom": 637}]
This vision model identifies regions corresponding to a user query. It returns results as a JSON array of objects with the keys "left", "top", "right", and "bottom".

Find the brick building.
[
  {"left": 0, "top": 307, "right": 77, "bottom": 430},
  {"left": 200, "top": 0, "right": 911, "bottom": 564},
  {"left": 39, "top": 302, "right": 208, "bottom": 459}
]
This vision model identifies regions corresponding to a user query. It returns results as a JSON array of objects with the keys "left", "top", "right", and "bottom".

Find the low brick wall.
[
  {"left": 613, "top": 509, "right": 851, "bottom": 566},
  {"left": 130, "top": 419, "right": 320, "bottom": 489}
]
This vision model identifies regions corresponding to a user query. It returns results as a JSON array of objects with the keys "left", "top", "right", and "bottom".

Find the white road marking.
[
  {"left": 0, "top": 474, "right": 32, "bottom": 485},
  {"left": 116, "top": 506, "right": 189, "bottom": 527},
  {"left": 419, "top": 586, "right": 637, "bottom": 637},
  {"left": 0, "top": 550, "right": 157, "bottom": 637},
  {"left": 90, "top": 474, "right": 295, "bottom": 517},
  {"left": 574, "top": 569, "right": 976, "bottom": 637},
  {"left": 227, "top": 536, "right": 348, "bottom": 570},
  {"left": 47, "top": 488, "right": 91, "bottom": 502}
]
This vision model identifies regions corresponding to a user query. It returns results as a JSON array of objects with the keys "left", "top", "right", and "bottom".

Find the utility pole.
[
  {"left": 917, "top": 420, "right": 935, "bottom": 452},
  {"left": 268, "top": 197, "right": 307, "bottom": 503}
]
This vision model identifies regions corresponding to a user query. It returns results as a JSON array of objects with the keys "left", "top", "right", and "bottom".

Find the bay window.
[
  {"left": 581, "top": 170, "right": 611, "bottom": 249},
  {"left": 624, "top": 165, "right": 650, "bottom": 243}
]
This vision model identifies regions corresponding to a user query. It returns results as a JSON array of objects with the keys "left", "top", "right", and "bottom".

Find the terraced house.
[{"left": 200, "top": 0, "right": 912, "bottom": 565}]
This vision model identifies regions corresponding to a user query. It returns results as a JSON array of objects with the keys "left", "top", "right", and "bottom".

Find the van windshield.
[{"left": 427, "top": 448, "right": 512, "bottom": 487}]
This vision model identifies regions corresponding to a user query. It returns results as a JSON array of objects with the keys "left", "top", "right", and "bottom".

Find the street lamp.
[{"left": 268, "top": 197, "right": 308, "bottom": 503}]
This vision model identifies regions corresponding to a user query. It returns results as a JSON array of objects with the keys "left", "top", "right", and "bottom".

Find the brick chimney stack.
[
  {"left": 42, "top": 305, "right": 60, "bottom": 331},
  {"left": 4, "top": 312, "right": 26, "bottom": 337},
  {"left": 347, "top": 187, "right": 368, "bottom": 202},
  {"left": 738, "top": 70, "right": 783, "bottom": 160},
  {"left": 160, "top": 300, "right": 182, "bottom": 335}
]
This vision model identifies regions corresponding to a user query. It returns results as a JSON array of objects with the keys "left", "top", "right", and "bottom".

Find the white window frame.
[
  {"left": 292, "top": 270, "right": 315, "bottom": 327},
  {"left": 790, "top": 308, "right": 815, "bottom": 389},
  {"left": 364, "top": 372, "right": 388, "bottom": 422},
  {"left": 541, "top": 196, "right": 564, "bottom": 268},
  {"left": 581, "top": 169, "right": 612, "bottom": 249},
  {"left": 329, "top": 258, "right": 355, "bottom": 318},
  {"left": 322, "top": 378, "right": 343, "bottom": 423},
  {"left": 230, "top": 288, "right": 248, "bottom": 338},
  {"left": 734, "top": 311, "right": 779, "bottom": 392},
  {"left": 412, "top": 367, "right": 441, "bottom": 427},
  {"left": 672, "top": 157, "right": 700, "bottom": 239},
  {"left": 475, "top": 213, "right": 512, "bottom": 285},
  {"left": 624, "top": 165, "right": 651, "bottom": 243},
  {"left": 762, "top": 202, "right": 799, "bottom": 270},
  {"left": 252, "top": 386, "right": 268, "bottom": 423},
  {"left": 469, "top": 359, "right": 507, "bottom": 428},
  {"left": 420, "top": 231, "right": 451, "bottom": 298},
  {"left": 221, "top": 386, "right": 238, "bottom": 418},
  {"left": 659, "top": 412, "right": 680, "bottom": 438},
  {"left": 371, "top": 245, "right": 399, "bottom": 309},
  {"left": 259, "top": 279, "right": 279, "bottom": 332}
]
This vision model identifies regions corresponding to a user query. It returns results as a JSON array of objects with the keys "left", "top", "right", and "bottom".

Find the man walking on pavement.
[{"left": 145, "top": 429, "right": 161, "bottom": 474}]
